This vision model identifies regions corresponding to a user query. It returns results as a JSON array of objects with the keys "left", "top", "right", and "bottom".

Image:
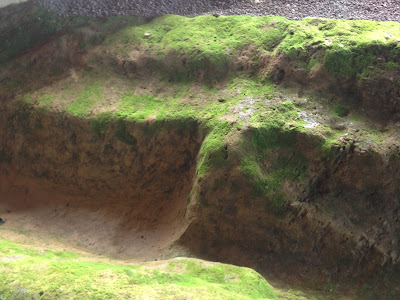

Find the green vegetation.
[
  {"left": 231, "top": 100, "right": 310, "bottom": 215},
  {"left": 115, "top": 93, "right": 164, "bottom": 121},
  {"left": 385, "top": 61, "right": 398, "bottom": 69},
  {"left": 0, "top": 3, "right": 146, "bottom": 64},
  {"left": 197, "top": 121, "right": 232, "bottom": 177},
  {"left": 91, "top": 112, "right": 113, "bottom": 138},
  {"left": 38, "top": 94, "right": 55, "bottom": 107},
  {"left": 241, "top": 151, "right": 307, "bottom": 215},
  {"left": 115, "top": 119, "right": 137, "bottom": 146},
  {"left": 251, "top": 102, "right": 300, "bottom": 149},
  {"left": 278, "top": 18, "right": 400, "bottom": 77},
  {"left": 3, "top": 10, "right": 400, "bottom": 300},
  {"left": 228, "top": 77, "right": 275, "bottom": 98},
  {"left": 103, "top": 15, "right": 400, "bottom": 81},
  {"left": 240, "top": 119, "right": 306, "bottom": 215},
  {"left": 0, "top": 238, "right": 284, "bottom": 300},
  {"left": 108, "top": 15, "right": 288, "bottom": 80},
  {"left": 331, "top": 104, "right": 350, "bottom": 117},
  {"left": 66, "top": 84, "right": 103, "bottom": 117}
]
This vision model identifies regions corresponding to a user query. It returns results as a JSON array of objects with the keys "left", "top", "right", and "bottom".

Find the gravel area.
[{"left": 32, "top": 0, "right": 400, "bottom": 22}]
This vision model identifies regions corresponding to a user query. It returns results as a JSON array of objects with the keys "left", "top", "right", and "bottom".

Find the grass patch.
[
  {"left": 228, "top": 77, "right": 275, "bottom": 98},
  {"left": 0, "top": 238, "right": 284, "bottom": 300},
  {"left": 115, "top": 93, "right": 165, "bottom": 121},
  {"left": 66, "top": 84, "right": 103, "bottom": 117},
  {"left": 38, "top": 94, "right": 55, "bottom": 106}
]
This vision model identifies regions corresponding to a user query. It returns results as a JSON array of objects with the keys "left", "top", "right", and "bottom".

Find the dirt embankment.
[
  {"left": 0, "top": 107, "right": 203, "bottom": 259},
  {"left": 2, "top": 102, "right": 400, "bottom": 297},
  {"left": 180, "top": 135, "right": 400, "bottom": 296},
  {"left": 2, "top": 3, "right": 400, "bottom": 298}
]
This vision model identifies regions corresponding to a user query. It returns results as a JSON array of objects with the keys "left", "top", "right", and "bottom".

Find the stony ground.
[{"left": 33, "top": 0, "right": 400, "bottom": 22}]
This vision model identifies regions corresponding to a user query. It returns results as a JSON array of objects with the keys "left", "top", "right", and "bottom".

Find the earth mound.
[{"left": 1, "top": 2, "right": 400, "bottom": 299}]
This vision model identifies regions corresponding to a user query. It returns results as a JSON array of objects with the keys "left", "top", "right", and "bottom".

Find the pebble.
[{"left": 32, "top": 0, "right": 400, "bottom": 22}]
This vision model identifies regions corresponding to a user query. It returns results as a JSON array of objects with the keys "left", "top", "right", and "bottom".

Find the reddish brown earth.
[
  {"left": 1, "top": 95, "right": 400, "bottom": 298},
  {"left": 2, "top": 3, "right": 400, "bottom": 299},
  {"left": 0, "top": 110, "right": 203, "bottom": 260}
]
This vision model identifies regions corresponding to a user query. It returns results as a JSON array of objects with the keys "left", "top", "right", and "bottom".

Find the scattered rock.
[
  {"left": 329, "top": 117, "right": 347, "bottom": 130},
  {"left": 295, "top": 98, "right": 308, "bottom": 106},
  {"left": 33, "top": 0, "right": 400, "bottom": 22}
]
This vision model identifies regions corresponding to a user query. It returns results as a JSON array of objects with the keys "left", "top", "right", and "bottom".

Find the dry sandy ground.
[{"left": 0, "top": 172, "right": 189, "bottom": 261}]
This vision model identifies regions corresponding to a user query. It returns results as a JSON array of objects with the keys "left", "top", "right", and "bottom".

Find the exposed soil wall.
[
  {"left": 0, "top": 103, "right": 203, "bottom": 259},
  {"left": 2, "top": 103, "right": 399, "bottom": 297},
  {"left": 179, "top": 134, "right": 400, "bottom": 296},
  {"left": 2, "top": 4, "right": 400, "bottom": 298}
]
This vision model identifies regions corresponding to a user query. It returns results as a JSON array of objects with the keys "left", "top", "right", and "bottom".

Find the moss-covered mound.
[
  {"left": 1, "top": 238, "right": 299, "bottom": 300},
  {"left": 2, "top": 3, "right": 400, "bottom": 300}
]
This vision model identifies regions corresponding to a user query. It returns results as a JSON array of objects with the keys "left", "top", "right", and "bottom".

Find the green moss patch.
[
  {"left": 37, "top": 94, "right": 55, "bottom": 107},
  {"left": 66, "top": 84, "right": 103, "bottom": 117},
  {"left": 240, "top": 123, "right": 307, "bottom": 216},
  {"left": 197, "top": 121, "right": 232, "bottom": 177},
  {"left": 0, "top": 238, "right": 285, "bottom": 300},
  {"left": 115, "top": 93, "right": 165, "bottom": 121},
  {"left": 234, "top": 100, "right": 310, "bottom": 215},
  {"left": 91, "top": 112, "right": 113, "bottom": 137},
  {"left": 278, "top": 18, "right": 400, "bottom": 78},
  {"left": 104, "top": 15, "right": 400, "bottom": 80},
  {"left": 108, "top": 15, "right": 288, "bottom": 80}
]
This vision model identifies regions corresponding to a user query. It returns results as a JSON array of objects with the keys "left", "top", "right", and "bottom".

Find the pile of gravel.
[{"left": 33, "top": 0, "right": 400, "bottom": 22}]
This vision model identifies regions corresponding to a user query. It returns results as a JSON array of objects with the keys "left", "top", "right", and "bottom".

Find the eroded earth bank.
[{"left": 1, "top": 2, "right": 400, "bottom": 299}]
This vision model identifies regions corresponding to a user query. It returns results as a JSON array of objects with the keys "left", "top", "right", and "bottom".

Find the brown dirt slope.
[{"left": 2, "top": 3, "right": 400, "bottom": 299}]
